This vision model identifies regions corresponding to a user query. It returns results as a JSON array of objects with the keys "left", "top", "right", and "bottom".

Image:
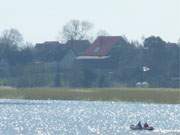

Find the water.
[{"left": 0, "top": 99, "right": 179, "bottom": 135}]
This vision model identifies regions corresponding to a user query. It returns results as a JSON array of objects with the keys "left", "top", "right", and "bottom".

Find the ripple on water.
[{"left": 0, "top": 99, "right": 179, "bottom": 135}]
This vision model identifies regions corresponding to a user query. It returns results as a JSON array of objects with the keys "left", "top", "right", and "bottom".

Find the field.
[{"left": 0, "top": 87, "right": 180, "bottom": 104}]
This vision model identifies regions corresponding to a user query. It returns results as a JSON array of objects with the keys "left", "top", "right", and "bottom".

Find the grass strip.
[{"left": 0, "top": 87, "right": 179, "bottom": 104}]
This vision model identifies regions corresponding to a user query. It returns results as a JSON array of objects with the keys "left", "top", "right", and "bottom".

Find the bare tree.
[
  {"left": 60, "top": 20, "right": 93, "bottom": 41},
  {"left": 0, "top": 28, "right": 23, "bottom": 46},
  {"left": 96, "top": 29, "right": 109, "bottom": 37},
  {"left": 0, "top": 29, "right": 23, "bottom": 65}
]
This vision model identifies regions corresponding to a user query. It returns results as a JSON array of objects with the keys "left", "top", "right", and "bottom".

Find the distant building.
[
  {"left": 84, "top": 36, "right": 123, "bottom": 56},
  {"left": 34, "top": 41, "right": 67, "bottom": 62},
  {"left": 35, "top": 40, "right": 90, "bottom": 69},
  {"left": 66, "top": 40, "right": 90, "bottom": 56},
  {"left": 35, "top": 41, "right": 63, "bottom": 49},
  {"left": 60, "top": 40, "right": 90, "bottom": 70},
  {"left": 77, "top": 36, "right": 128, "bottom": 69}
]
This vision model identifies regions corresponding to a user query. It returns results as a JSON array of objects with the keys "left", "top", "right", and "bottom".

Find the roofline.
[{"left": 76, "top": 56, "right": 110, "bottom": 60}]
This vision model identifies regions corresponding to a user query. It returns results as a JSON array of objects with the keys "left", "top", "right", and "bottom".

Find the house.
[
  {"left": 58, "top": 40, "right": 91, "bottom": 87},
  {"left": 84, "top": 36, "right": 124, "bottom": 56},
  {"left": 34, "top": 41, "right": 67, "bottom": 62},
  {"left": 59, "top": 40, "right": 90, "bottom": 70},
  {"left": 77, "top": 36, "right": 128, "bottom": 69},
  {"left": 34, "top": 40, "right": 91, "bottom": 69},
  {"left": 34, "top": 40, "right": 91, "bottom": 87},
  {"left": 66, "top": 40, "right": 90, "bottom": 56}
]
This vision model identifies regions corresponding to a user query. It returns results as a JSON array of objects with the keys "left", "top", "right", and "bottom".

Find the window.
[{"left": 94, "top": 47, "right": 100, "bottom": 53}]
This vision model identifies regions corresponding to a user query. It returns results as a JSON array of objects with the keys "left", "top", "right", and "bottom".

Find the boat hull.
[{"left": 130, "top": 125, "right": 154, "bottom": 131}]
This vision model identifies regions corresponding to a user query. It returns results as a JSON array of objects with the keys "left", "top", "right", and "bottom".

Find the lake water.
[{"left": 0, "top": 99, "right": 179, "bottom": 135}]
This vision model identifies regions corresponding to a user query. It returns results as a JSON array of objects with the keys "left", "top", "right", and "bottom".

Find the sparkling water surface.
[{"left": 0, "top": 99, "right": 179, "bottom": 135}]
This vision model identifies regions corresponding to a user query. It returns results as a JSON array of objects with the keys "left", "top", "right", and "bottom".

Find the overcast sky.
[{"left": 0, "top": 0, "right": 179, "bottom": 43}]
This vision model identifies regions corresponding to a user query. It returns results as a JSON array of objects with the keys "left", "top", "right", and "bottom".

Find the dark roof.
[
  {"left": 35, "top": 40, "right": 90, "bottom": 56},
  {"left": 34, "top": 41, "right": 68, "bottom": 62},
  {"left": 166, "top": 42, "right": 179, "bottom": 48},
  {"left": 84, "top": 36, "right": 124, "bottom": 56},
  {"left": 66, "top": 40, "right": 90, "bottom": 56},
  {"left": 43, "top": 41, "right": 60, "bottom": 45},
  {"left": 35, "top": 41, "right": 65, "bottom": 49}
]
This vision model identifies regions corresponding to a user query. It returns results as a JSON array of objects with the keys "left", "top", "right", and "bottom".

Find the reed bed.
[{"left": 0, "top": 87, "right": 180, "bottom": 104}]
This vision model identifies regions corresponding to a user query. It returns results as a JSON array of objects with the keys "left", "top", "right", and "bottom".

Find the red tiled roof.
[{"left": 84, "top": 36, "right": 123, "bottom": 56}]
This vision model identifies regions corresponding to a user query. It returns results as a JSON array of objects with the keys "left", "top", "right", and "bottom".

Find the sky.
[{"left": 0, "top": 0, "right": 179, "bottom": 44}]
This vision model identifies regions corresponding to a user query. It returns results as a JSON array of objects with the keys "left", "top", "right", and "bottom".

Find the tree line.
[{"left": 0, "top": 20, "right": 179, "bottom": 88}]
